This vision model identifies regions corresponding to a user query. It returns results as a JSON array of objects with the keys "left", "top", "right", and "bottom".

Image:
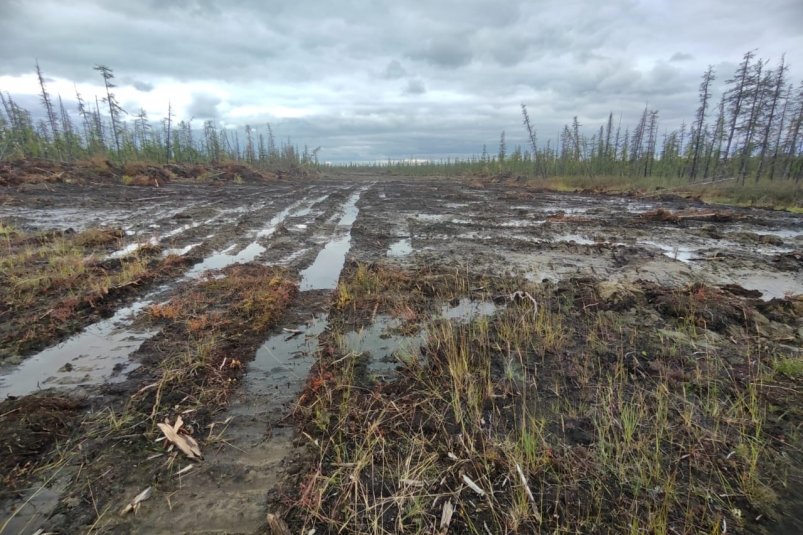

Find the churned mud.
[{"left": 0, "top": 171, "right": 801, "bottom": 534}]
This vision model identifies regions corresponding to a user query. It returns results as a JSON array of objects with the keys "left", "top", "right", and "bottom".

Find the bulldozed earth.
[{"left": 0, "top": 163, "right": 801, "bottom": 534}]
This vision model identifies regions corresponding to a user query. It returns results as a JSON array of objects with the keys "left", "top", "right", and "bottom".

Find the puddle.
[
  {"left": 545, "top": 207, "right": 589, "bottom": 215},
  {"left": 641, "top": 241, "right": 697, "bottom": 263},
  {"left": 0, "top": 298, "right": 157, "bottom": 397},
  {"left": 337, "top": 191, "right": 362, "bottom": 226},
  {"left": 162, "top": 243, "right": 201, "bottom": 257},
  {"left": 248, "top": 315, "right": 328, "bottom": 396},
  {"left": 254, "top": 201, "right": 307, "bottom": 238},
  {"left": 387, "top": 238, "right": 412, "bottom": 257},
  {"left": 500, "top": 220, "right": 545, "bottom": 228},
  {"left": 187, "top": 242, "right": 267, "bottom": 276},
  {"left": 553, "top": 233, "right": 597, "bottom": 246},
  {"left": 340, "top": 300, "right": 502, "bottom": 378},
  {"left": 414, "top": 214, "right": 446, "bottom": 222},
  {"left": 299, "top": 190, "right": 364, "bottom": 291},
  {"left": 749, "top": 228, "right": 803, "bottom": 240},
  {"left": 188, "top": 200, "right": 310, "bottom": 277},
  {"left": 720, "top": 270, "right": 803, "bottom": 300},
  {"left": 299, "top": 235, "right": 351, "bottom": 290},
  {"left": 343, "top": 315, "right": 427, "bottom": 375},
  {"left": 107, "top": 238, "right": 158, "bottom": 259},
  {"left": 624, "top": 202, "right": 655, "bottom": 213},
  {"left": 0, "top": 207, "right": 133, "bottom": 232},
  {"left": 439, "top": 298, "right": 499, "bottom": 322}
]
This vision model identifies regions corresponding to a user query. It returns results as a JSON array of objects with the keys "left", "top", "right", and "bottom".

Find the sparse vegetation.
[
  {"left": 0, "top": 223, "right": 193, "bottom": 362},
  {"left": 279, "top": 263, "right": 802, "bottom": 534},
  {"left": 0, "top": 263, "right": 298, "bottom": 532},
  {"left": 0, "top": 164, "right": 800, "bottom": 533}
]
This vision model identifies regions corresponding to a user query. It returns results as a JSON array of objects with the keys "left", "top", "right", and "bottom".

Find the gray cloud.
[
  {"left": 670, "top": 52, "right": 694, "bottom": 62},
  {"left": 403, "top": 79, "right": 426, "bottom": 95},
  {"left": 187, "top": 93, "right": 221, "bottom": 120},
  {"left": 409, "top": 36, "right": 473, "bottom": 69},
  {"left": 132, "top": 80, "right": 154, "bottom": 92},
  {"left": 383, "top": 60, "right": 406, "bottom": 80},
  {"left": 0, "top": 0, "right": 800, "bottom": 161},
  {"left": 120, "top": 77, "right": 155, "bottom": 92}
]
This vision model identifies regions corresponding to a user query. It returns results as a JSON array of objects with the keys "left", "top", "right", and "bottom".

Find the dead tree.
[{"left": 689, "top": 66, "right": 715, "bottom": 180}]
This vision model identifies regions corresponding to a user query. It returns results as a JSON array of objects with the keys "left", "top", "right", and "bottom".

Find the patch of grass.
[
  {"left": 281, "top": 264, "right": 801, "bottom": 534},
  {"left": 0, "top": 220, "right": 15, "bottom": 238},
  {"left": 772, "top": 355, "right": 803, "bottom": 379},
  {"left": 122, "top": 264, "right": 296, "bottom": 420},
  {"left": 475, "top": 172, "right": 801, "bottom": 210},
  {"left": 0, "top": 226, "right": 191, "bottom": 362},
  {"left": 335, "top": 260, "right": 519, "bottom": 319}
]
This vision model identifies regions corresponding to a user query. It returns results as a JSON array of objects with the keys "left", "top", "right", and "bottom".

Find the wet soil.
[{"left": 0, "top": 171, "right": 800, "bottom": 534}]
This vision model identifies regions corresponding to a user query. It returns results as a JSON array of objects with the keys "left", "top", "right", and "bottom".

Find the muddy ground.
[{"left": 0, "top": 171, "right": 801, "bottom": 534}]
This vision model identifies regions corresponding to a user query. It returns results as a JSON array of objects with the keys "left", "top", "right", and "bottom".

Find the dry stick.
[
  {"left": 439, "top": 499, "right": 454, "bottom": 531},
  {"left": 516, "top": 462, "right": 542, "bottom": 523}
]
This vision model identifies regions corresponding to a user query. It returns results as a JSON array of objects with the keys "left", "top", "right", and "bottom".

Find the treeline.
[
  {"left": 0, "top": 63, "right": 320, "bottom": 168},
  {"left": 357, "top": 51, "right": 803, "bottom": 184}
]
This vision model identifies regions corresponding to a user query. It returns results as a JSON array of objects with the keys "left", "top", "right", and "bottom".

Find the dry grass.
[
  {"left": 283, "top": 265, "right": 802, "bottom": 534},
  {"left": 24, "top": 263, "right": 299, "bottom": 533},
  {"left": 335, "top": 261, "right": 517, "bottom": 319},
  {"left": 133, "top": 263, "right": 298, "bottom": 420},
  {"left": 0, "top": 223, "right": 193, "bottom": 362},
  {"left": 499, "top": 174, "right": 801, "bottom": 211}
]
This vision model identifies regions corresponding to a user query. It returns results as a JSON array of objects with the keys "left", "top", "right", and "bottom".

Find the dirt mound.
[
  {"left": 0, "top": 158, "right": 313, "bottom": 187},
  {"left": 640, "top": 207, "right": 739, "bottom": 223},
  {"left": 645, "top": 282, "right": 752, "bottom": 332},
  {"left": 0, "top": 158, "right": 117, "bottom": 186}
]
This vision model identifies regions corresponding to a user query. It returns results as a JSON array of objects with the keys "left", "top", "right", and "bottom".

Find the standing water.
[{"left": 299, "top": 189, "right": 366, "bottom": 290}]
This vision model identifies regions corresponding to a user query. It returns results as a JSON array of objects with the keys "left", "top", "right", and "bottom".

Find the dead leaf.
[
  {"left": 119, "top": 486, "right": 152, "bottom": 516},
  {"left": 462, "top": 474, "right": 485, "bottom": 497},
  {"left": 157, "top": 417, "right": 202, "bottom": 460}
]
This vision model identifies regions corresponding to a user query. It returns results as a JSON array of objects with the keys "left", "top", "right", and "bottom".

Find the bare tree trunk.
[
  {"left": 723, "top": 50, "right": 754, "bottom": 165},
  {"left": 738, "top": 59, "right": 766, "bottom": 183},
  {"left": 690, "top": 66, "right": 715, "bottom": 181},
  {"left": 35, "top": 61, "right": 59, "bottom": 143},
  {"left": 755, "top": 57, "right": 786, "bottom": 181},
  {"left": 768, "top": 85, "right": 792, "bottom": 181}
]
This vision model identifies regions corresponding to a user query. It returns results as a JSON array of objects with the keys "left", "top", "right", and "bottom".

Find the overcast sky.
[{"left": 1, "top": 0, "right": 801, "bottom": 162}]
